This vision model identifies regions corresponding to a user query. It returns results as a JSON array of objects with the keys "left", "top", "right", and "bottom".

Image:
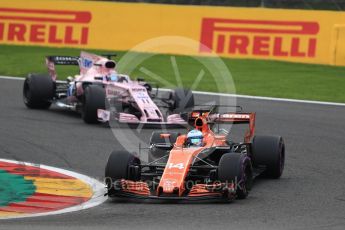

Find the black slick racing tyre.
[
  {"left": 23, "top": 73, "right": 54, "bottom": 109},
  {"left": 82, "top": 85, "right": 105, "bottom": 123},
  {"left": 252, "top": 135, "right": 285, "bottom": 179},
  {"left": 218, "top": 153, "right": 253, "bottom": 199},
  {"left": 105, "top": 150, "right": 141, "bottom": 194}
]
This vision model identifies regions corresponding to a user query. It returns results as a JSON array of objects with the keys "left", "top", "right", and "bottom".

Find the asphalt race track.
[{"left": 0, "top": 78, "right": 345, "bottom": 230}]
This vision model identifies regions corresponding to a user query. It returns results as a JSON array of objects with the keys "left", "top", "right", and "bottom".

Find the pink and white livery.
[{"left": 23, "top": 51, "right": 194, "bottom": 125}]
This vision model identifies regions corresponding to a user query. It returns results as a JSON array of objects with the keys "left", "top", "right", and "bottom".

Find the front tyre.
[
  {"left": 105, "top": 150, "right": 141, "bottom": 195},
  {"left": 82, "top": 85, "right": 105, "bottom": 123},
  {"left": 218, "top": 153, "right": 253, "bottom": 199},
  {"left": 23, "top": 73, "right": 54, "bottom": 109}
]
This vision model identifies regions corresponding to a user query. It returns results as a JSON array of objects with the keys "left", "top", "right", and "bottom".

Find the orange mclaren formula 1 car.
[{"left": 105, "top": 107, "right": 285, "bottom": 201}]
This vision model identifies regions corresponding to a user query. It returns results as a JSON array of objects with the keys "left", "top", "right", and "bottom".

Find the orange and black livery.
[{"left": 105, "top": 106, "right": 285, "bottom": 202}]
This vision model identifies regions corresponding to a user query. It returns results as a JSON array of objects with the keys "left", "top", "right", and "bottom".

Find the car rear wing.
[
  {"left": 185, "top": 107, "right": 255, "bottom": 142},
  {"left": 211, "top": 113, "right": 254, "bottom": 124},
  {"left": 45, "top": 56, "right": 79, "bottom": 81},
  {"left": 46, "top": 56, "right": 79, "bottom": 65},
  {"left": 210, "top": 112, "right": 256, "bottom": 143}
]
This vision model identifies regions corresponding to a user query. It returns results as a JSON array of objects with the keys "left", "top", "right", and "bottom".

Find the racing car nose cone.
[{"left": 158, "top": 149, "right": 199, "bottom": 196}]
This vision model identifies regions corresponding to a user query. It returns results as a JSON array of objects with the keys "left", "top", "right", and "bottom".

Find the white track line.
[
  {"left": 183, "top": 90, "right": 345, "bottom": 107},
  {"left": 0, "top": 158, "right": 107, "bottom": 220},
  {"left": 159, "top": 87, "right": 345, "bottom": 107},
  {"left": 0, "top": 75, "right": 24, "bottom": 80},
  {"left": 2, "top": 75, "right": 345, "bottom": 107}
]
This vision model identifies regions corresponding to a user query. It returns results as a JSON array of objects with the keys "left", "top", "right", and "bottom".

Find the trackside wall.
[{"left": 1, "top": 0, "right": 345, "bottom": 66}]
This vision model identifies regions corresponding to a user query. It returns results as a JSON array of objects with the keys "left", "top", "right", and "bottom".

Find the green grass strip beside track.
[{"left": 1, "top": 44, "right": 345, "bottom": 103}]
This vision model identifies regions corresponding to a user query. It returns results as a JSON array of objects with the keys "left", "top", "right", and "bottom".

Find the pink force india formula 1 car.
[
  {"left": 23, "top": 51, "right": 194, "bottom": 125},
  {"left": 105, "top": 106, "right": 286, "bottom": 202}
]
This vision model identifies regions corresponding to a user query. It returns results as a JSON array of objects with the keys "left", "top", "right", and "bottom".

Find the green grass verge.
[{"left": 1, "top": 44, "right": 345, "bottom": 103}]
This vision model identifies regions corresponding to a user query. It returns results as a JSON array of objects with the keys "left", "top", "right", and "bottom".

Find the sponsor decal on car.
[
  {"left": 81, "top": 57, "right": 93, "bottom": 68},
  {"left": 221, "top": 114, "right": 251, "bottom": 119}
]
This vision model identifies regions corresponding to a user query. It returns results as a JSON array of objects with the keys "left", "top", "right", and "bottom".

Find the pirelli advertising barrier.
[{"left": 1, "top": 0, "right": 345, "bottom": 66}]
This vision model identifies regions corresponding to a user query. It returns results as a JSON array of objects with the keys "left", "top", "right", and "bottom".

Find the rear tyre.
[
  {"left": 171, "top": 88, "right": 194, "bottom": 113},
  {"left": 82, "top": 85, "right": 105, "bottom": 123},
  {"left": 218, "top": 153, "right": 253, "bottom": 199},
  {"left": 105, "top": 150, "right": 141, "bottom": 194},
  {"left": 143, "top": 83, "right": 152, "bottom": 93},
  {"left": 23, "top": 73, "right": 54, "bottom": 109},
  {"left": 148, "top": 131, "right": 179, "bottom": 162},
  {"left": 252, "top": 135, "right": 285, "bottom": 179}
]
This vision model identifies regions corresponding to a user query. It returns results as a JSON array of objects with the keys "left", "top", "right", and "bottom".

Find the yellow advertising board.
[{"left": 0, "top": 0, "right": 345, "bottom": 66}]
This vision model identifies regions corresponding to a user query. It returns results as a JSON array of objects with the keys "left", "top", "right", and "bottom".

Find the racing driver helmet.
[
  {"left": 109, "top": 73, "right": 118, "bottom": 82},
  {"left": 187, "top": 129, "right": 203, "bottom": 147}
]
